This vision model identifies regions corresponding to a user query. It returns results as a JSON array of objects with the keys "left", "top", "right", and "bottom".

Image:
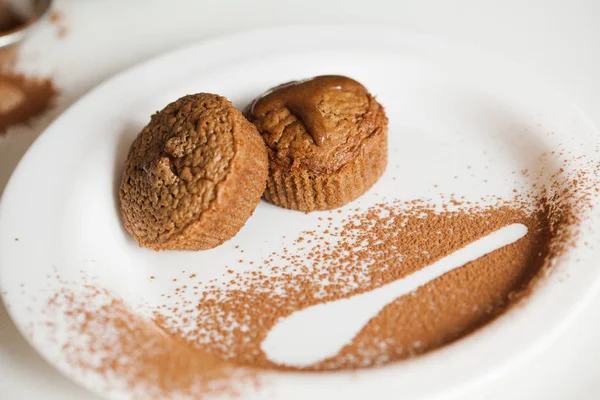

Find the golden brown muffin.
[
  {"left": 246, "top": 75, "right": 388, "bottom": 212},
  {"left": 120, "top": 93, "right": 268, "bottom": 251}
]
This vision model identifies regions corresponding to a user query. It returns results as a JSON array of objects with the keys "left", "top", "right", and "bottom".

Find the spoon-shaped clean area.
[{"left": 261, "top": 223, "right": 528, "bottom": 367}]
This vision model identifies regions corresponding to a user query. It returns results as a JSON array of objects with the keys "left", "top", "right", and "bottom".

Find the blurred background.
[{"left": 0, "top": 0, "right": 599, "bottom": 399}]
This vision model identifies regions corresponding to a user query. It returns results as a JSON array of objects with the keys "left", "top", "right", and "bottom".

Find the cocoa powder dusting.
[
  {"left": 43, "top": 284, "right": 256, "bottom": 398},
  {"left": 0, "top": 45, "right": 18, "bottom": 71},
  {"left": 154, "top": 196, "right": 556, "bottom": 370},
  {"left": 330, "top": 207, "right": 550, "bottom": 367},
  {"left": 49, "top": 11, "right": 68, "bottom": 38}
]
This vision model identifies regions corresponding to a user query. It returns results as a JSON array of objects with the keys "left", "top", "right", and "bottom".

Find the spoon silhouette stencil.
[{"left": 261, "top": 223, "right": 528, "bottom": 367}]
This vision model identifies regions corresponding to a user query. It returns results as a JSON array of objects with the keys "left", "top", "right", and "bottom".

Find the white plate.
[{"left": 1, "top": 27, "right": 600, "bottom": 400}]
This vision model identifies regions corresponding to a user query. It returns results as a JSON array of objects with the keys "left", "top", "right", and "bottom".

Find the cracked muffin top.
[
  {"left": 247, "top": 75, "right": 387, "bottom": 175},
  {"left": 120, "top": 93, "right": 267, "bottom": 250}
]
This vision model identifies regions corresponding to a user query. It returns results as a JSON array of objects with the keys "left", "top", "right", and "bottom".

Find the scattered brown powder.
[
  {"left": 0, "top": 45, "right": 18, "bottom": 71},
  {"left": 329, "top": 207, "right": 550, "bottom": 368},
  {"left": 155, "top": 196, "right": 556, "bottom": 370},
  {"left": 49, "top": 11, "right": 68, "bottom": 38},
  {"left": 43, "top": 284, "right": 256, "bottom": 398}
]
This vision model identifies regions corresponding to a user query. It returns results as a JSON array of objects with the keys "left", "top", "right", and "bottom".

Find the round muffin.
[
  {"left": 120, "top": 93, "right": 268, "bottom": 251},
  {"left": 247, "top": 75, "right": 388, "bottom": 212}
]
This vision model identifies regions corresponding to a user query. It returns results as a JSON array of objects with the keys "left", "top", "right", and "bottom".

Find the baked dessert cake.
[
  {"left": 120, "top": 93, "right": 268, "bottom": 250},
  {"left": 247, "top": 75, "right": 388, "bottom": 212}
]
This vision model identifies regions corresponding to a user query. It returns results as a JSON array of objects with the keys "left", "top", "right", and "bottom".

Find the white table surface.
[{"left": 1, "top": 0, "right": 599, "bottom": 398}]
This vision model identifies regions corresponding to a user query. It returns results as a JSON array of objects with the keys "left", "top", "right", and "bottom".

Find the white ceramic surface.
[{"left": 1, "top": 27, "right": 600, "bottom": 400}]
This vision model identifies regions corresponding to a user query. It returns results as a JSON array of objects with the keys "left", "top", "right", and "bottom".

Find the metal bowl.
[{"left": 0, "top": 0, "right": 53, "bottom": 49}]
